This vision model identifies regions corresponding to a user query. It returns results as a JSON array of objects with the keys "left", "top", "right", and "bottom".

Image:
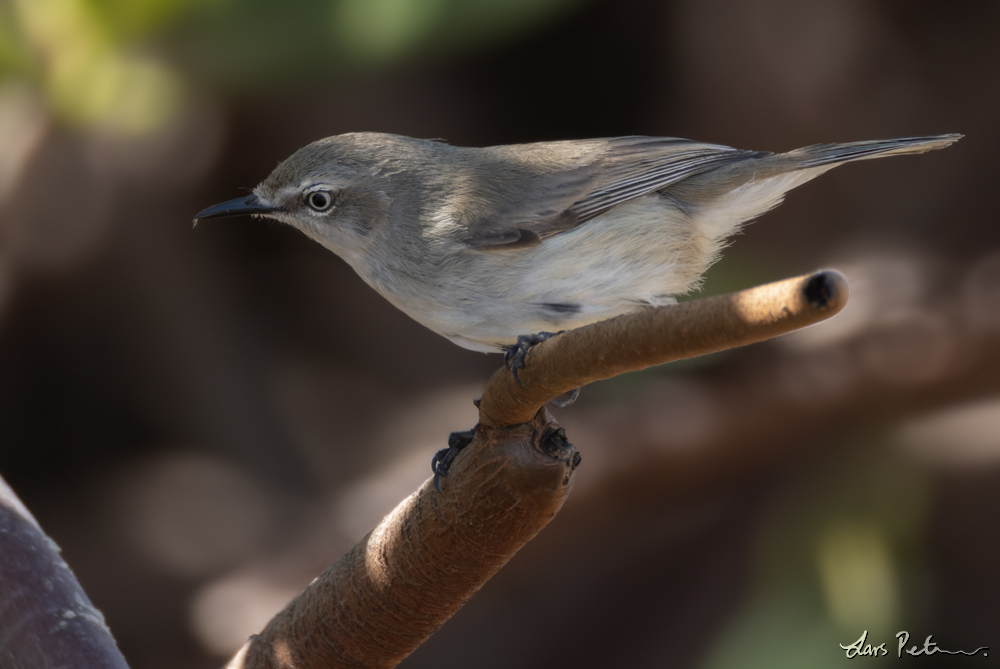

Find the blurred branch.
[
  {"left": 0, "top": 475, "right": 130, "bottom": 669},
  {"left": 225, "top": 270, "right": 847, "bottom": 668}
]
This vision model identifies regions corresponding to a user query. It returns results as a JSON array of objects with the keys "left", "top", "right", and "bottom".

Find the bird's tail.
[
  {"left": 785, "top": 134, "right": 962, "bottom": 167},
  {"left": 685, "top": 134, "right": 961, "bottom": 241}
]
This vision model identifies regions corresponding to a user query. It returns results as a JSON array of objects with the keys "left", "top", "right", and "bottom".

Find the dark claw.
[
  {"left": 549, "top": 387, "right": 581, "bottom": 408},
  {"left": 432, "top": 429, "right": 476, "bottom": 492},
  {"left": 504, "top": 331, "right": 564, "bottom": 387}
]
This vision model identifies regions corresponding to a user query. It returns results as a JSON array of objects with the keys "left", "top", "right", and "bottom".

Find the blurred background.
[{"left": 0, "top": 0, "right": 996, "bottom": 666}]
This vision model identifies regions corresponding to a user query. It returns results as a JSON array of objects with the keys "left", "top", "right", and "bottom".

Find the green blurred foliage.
[
  {"left": 92, "top": 0, "right": 208, "bottom": 40},
  {"left": 169, "top": 0, "right": 582, "bottom": 86},
  {"left": 0, "top": 0, "right": 583, "bottom": 133},
  {"left": 0, "top": 5, "right": 34, "bottom": 77},
  {"left": 331, "top": 0, "right": 579, "bottom": 62},
  {"left": 2, "top": 0, "right": 195, "bottom": 133}
]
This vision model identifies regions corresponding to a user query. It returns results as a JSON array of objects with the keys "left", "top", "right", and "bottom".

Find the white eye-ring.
[{"left": 305, "top": 188, "right": 336, "bottom": 212}]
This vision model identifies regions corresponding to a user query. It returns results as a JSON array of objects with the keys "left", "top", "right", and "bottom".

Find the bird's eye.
[{"left": 306, "top": 189, "right": 335, "bottom": 212}]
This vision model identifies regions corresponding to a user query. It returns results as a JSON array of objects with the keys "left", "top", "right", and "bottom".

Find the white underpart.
[
  {"left": 298, "top": 165, "right": 835, "bottom": 353},
  {"left": 693, "top": 166, "right": 831, "bottom": 240},
  {"left": 429, "top": 166, "right": 833, "bottom": 352}
]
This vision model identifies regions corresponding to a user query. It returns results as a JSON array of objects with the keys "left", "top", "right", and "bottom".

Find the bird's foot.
[
  {"left": 431, "top": 428, "right": 476, "bottom": 493},
  {"left": 503, "top": 331, "right": 564, "bottom": 387},
  {"left": 549, "top": 387, "right": 581, "bottom": 408}
]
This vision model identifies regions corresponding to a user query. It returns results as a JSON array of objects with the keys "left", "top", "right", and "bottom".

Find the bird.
[
  {"left": 195, "top": 132, "right": 959, "bottom": 361},
  {"left": 195, "top": 131, "right": 959, "bottom": 487}
]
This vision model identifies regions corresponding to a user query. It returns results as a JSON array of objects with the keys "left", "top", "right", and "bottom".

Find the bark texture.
[
  {"left": 227, "top": 270, "right": 848, "bottom": 668},
  {"left": 229, "top": 410, "right": 578, "bottom": 668}
]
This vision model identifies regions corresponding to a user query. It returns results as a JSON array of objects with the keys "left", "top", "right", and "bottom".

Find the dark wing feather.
[
  {"left": 570, "top": 137, "right": 767, "bottom": 223},
  {"left": 465, "top": 136, "right": 768, "bottom": 250}
]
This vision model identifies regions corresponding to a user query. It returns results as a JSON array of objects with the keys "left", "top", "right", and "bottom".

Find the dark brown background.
[{"left": 0, "top": 0, "right": 996, "bottom": 666}]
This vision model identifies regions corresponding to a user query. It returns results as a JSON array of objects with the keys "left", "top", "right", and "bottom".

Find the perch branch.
[
  {"left": 227, "top": 269, "right": 848, "bottom": 668},
  {"left": 228, "top": 409, "right": 577, "bottom": 669},
  {"left": 478, "top": 270, "right": 848, "bottom": 427}
]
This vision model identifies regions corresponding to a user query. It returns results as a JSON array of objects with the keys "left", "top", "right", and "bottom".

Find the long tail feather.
[{"left": 790, "top": 134, "right": 962, "bottom": 167}]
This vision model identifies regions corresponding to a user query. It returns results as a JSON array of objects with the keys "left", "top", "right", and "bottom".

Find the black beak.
[{"left": 193, "top": 194, "right": 280, "bottom": 224}]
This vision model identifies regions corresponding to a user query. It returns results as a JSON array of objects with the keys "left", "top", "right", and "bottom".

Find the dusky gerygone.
[{"left": 196, "top": 132, "right": 959, "bottom": 354}]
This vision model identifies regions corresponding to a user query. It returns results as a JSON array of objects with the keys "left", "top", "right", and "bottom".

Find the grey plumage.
[{"left": 196, "top": 132, "right": 960, "bottom": 352}]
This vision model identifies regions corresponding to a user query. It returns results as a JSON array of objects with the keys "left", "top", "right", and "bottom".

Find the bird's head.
[{"left": 194, "top": 134, "right": 406, "bottom": 258}]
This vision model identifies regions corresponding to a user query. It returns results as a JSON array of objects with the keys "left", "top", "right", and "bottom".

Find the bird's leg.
[
  {"left": 503, "top": 331, "right": 581, "bottom": 405},
  {"left": 431, "top": 428, "right": 476, "bottom": 493},
  {"left": 504, "top": 331, "right": 564, "bottom": 386}
]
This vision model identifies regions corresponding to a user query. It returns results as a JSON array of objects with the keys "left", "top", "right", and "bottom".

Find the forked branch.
[{"left": 226, "top": 270, "right": 849, "bottom": 669}]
